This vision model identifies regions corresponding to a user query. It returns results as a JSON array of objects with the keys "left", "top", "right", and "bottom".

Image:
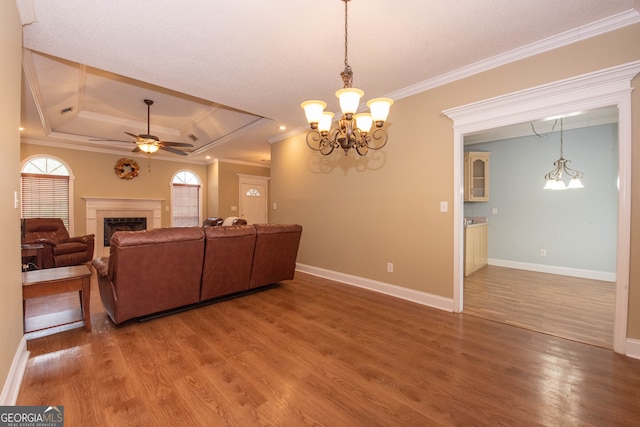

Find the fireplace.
[
  {"left": 84, "top": 197, "right": 163, "bottom": 257},
  {"left": 103, "top": 217, "right": 147, "bottom": 246}
]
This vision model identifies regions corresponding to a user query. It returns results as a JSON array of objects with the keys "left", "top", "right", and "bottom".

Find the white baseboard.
[
  {"left": 488, "top": 259, "right": 616, "bottom": 282},
  {"left": 626, "top": 338, "right": 640, "bottom": 360},
  {"left": 295, "top": 263, "right": 454, "bottom": 312},
  {"left": 0, "top": 337, "right": 29, "bottom": 405}
]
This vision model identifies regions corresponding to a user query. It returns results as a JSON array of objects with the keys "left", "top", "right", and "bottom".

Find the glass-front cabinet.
[{"left": 464, "top": 152, "right": 490, "bottom": 202}]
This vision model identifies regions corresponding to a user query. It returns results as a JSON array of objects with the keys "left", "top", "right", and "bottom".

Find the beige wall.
[
  {"left": 271, "top": 24, "right": 640, "bottom": 338},
  {"left": 20, "top": 144, "right": 208, "bottom": 232},
  {"left": 211, "top": 161, "right": 270, "bottom": 220},
  {"left": 0, "top": 1, "right": 26, "bottom": 400}
]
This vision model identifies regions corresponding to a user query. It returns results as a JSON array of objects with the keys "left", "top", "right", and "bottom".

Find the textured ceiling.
[{"left": 18, "top": 0, "right": 640, "bottom": 164}]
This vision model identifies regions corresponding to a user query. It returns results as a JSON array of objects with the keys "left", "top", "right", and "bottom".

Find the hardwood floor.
[
  {"left": 17, "top": 271, "right": 640, "bottom": 426},
  {"left": 464, "top": 265, "right": 616, "bottom": 348}
]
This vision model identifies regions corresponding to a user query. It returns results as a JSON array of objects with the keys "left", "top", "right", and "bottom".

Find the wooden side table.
[
  {"left": 22, "top": 265, "right": 92, "bottom": 333},
  {"left": 21, "top": 243, "right": 45, "bottom": 270}
]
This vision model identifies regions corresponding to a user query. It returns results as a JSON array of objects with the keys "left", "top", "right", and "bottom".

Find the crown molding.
[
  {"left": 20, "top": 137, "right": 208, "bottom": 165},
  {"left": 388, "top": 9, "right": 640, "bottom": 101}
]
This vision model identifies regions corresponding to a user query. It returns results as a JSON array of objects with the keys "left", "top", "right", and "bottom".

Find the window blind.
[
  {"left": 21, "top": 173, "right": 70, "bottom": 229},
  {"left": 172, "top": 183, "right": 200, "bottom": 227}
]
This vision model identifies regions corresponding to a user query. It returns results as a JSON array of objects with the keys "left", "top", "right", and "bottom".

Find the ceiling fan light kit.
[
  {"left": 91, "top": 99, "right": 194, "bottom": 158},
  {"left": 301, "top": 0, "right": 393, "bottom": 156}
]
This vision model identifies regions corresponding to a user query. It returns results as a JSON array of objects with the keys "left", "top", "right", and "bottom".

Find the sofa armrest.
[
  {"left": 91, "top": 257, "right": 109, "bottom": 277},
  {"left": 23, "top": 237, "right": 57, "bottom": 246},
  {"left": 67, "top": 234, "right": 95, "bottom": 244}
]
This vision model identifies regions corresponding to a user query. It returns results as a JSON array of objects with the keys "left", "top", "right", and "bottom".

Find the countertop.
[{"left": 464, "top": 217, "right": 488, "bottom": 228}]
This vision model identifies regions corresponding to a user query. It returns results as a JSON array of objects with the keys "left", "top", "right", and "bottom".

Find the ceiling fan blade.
[
  {"left": 89, "top": 138, "right": 132, "bottom": 143},
  {"left": 160, "top": 146, "right": 188, "bottom": 156},
  {"left": 100, "top": 100, "right": 192, "bottom": 156},
  {"left": 157, "top": 141, "right": 194, "bottom": 147}
]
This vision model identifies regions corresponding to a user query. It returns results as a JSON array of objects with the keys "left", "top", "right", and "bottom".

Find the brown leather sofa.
[
  {"left": 22, "top": 218, "right": 95, "bottom": 268},
  {"left": 92, "top": 223, "right": 302, "bottom": 324}
]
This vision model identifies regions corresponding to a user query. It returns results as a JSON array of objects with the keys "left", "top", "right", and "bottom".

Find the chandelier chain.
[
  {"left": 340, "top": 0, "right": 353, "bottom": 88},
  {"left": 530, "top": 119, "right": 557, "bottom": 141},
  {"left": 559, "top": 118, "right": 565, "bottom": 158},
  {"left": 344, "top": 0, "right": 349, "bottom": 68}
]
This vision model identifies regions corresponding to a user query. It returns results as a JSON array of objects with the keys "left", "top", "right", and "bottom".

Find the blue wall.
[{"left": 464, "top": 123, "right": 618, "bottom": 274}]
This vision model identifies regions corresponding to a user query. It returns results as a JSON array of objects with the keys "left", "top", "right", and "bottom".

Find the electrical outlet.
[
  {"left": 540, "top": 249, "right": 547, "bottom": 257},
  {"left": 387, "top": 262, "right": 393, "bottom": 273}
]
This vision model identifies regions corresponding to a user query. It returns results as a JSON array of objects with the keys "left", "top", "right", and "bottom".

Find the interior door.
[{"left": 240, "top": 182, "right": 267, "bottom": 224}]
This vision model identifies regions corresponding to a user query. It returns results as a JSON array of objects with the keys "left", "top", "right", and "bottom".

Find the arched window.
[
  {"left": 171, "top": 170, "right": 202, "bottom": 227},
  {"left": 21, "top": 155, "right": 73, "bottom": 231}
]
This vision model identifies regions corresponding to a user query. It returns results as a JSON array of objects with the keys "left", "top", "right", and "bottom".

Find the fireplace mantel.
[{"left": 84, "top": 197, "right": 163, "bottom": 257}]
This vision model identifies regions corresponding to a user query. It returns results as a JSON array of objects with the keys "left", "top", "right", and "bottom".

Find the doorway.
[
  {"left": 443, "top": 61, "right": 640, "bottom": 354},
  {"left": 238, "top": 174, "right": 270, "bottom": 224},
  {"left": 460, "top": 109, "right": 618, "bottom": 347}
]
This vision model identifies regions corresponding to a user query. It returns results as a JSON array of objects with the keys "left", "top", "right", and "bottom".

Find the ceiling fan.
[{"left": 91, "top": 99, "right": 193, "bottom": 156}]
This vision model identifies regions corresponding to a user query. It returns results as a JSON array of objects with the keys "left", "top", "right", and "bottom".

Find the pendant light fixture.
[
  {"left": 543, "top": 118, "right": 584, "bottom": 190},
  {"left": 301, "top": 0, "right": 393, "bottom": 156}
]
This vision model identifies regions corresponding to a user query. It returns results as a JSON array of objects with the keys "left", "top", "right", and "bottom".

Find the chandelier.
[
  {"left": 300, "top": 0, "right": 393, "bottom": 156},
  {"left": 543, "top": 118, "right": 584, "bottom": 190}
]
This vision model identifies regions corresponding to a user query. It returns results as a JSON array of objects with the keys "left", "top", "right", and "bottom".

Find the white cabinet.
[
  {"left": 464, "top": 152, "right": 490, "bottom": 202},
  {"left": 465, "top": 223, "right": 488, "bottom": 277}
]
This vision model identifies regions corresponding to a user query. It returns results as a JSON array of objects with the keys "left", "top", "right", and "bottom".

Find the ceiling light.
[
  {"left": 137, "top": 139, "right": 160, "bottom": 154},
  {"left": 301, "top": 0, "right": 393, "bottom": 156},
  {"left": 543, "top": 118, "right": 584, "bottom": 190}
]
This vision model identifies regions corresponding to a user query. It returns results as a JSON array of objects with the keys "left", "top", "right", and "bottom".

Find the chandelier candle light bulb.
[
  {"left": 301, "top": 101, "right": 327, "bottom": 129},
  {"left": 336, "top": 88, "right": 364, "bottom": 116},
  {"left": 301, "top": 0, "right": 394, "bottom": 156},
  {"left": 318, "top": 112, "right": 335, "bottom": 133}
]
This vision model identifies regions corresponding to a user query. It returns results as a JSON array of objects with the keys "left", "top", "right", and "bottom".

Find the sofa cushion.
[
  {"left": 105, "top": 226, "right": 205, "bottom": 323},
  {"left": 250, "top": 224, "right": 302, "bottom": 288},
  {"left": 22, "top": 218, "right": 70, "bottom": 244},
  {"left": 201, "top": 225, "right": 256, "bottom": 300},
  {"left": 54, "top": 241, "right": 87, "bottom": 256}
]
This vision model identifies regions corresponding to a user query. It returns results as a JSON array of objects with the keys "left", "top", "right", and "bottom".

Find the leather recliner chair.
[
  {"left": 22, "top": 218, "right": 95, "bottom": 269},
  {"left": 202, "top": 217, "right": 224, "bottom": 226}
]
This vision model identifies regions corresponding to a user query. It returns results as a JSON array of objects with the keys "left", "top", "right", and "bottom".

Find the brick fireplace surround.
[{"left": 84, "top": 197, "right": 162, "bottom": 258}]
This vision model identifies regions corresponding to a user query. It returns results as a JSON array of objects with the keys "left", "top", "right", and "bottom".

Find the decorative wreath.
[{"left": 114, "top": 158, "right": 140, "bottom": 180}]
